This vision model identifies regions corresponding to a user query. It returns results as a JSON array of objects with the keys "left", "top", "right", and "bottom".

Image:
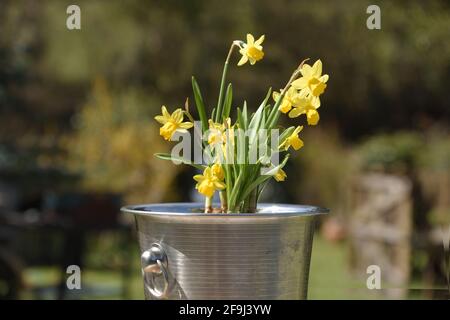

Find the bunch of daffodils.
[{"left": 154, "top": 34, "right": 329, "bottom": 213}]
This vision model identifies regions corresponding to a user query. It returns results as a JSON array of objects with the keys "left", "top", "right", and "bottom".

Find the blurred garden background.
[{"left": 0, "top": 0, "right": 449, "bottom": 299}]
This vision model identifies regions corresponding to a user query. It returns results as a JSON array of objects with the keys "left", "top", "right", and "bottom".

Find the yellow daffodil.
[
  {"left": 211, "top": 163, "right": 225, "bottom": 181},
  {"left": 155, "top": 106, "right": 193, "bottom": 141},
  {"left": 305, "top": 109, "right": 320, "bottom": 126},
  {"left": 273, "top": 86, "right": 300, "bottom": 114},
  {"left": 207, "top": 118, "right": 234, "bottom": 145},
  {"left": 279, "top": 126, "right": 304, "bottom": 151},
  {"left": 237, "top": 34, "right": 265, "bottom": 66},
  {"left": 193, "top": 166, "right": 226, "bottom": 198},
  {"left": 207, "top": 120, "right": 226, "bottom": 145},
  {"left": 206, "top": 119, "right": 235, "bottom": 163},
  {"left": 274, "top": 168, "right": 287, "bottom": 182},
  {"left": 291, "top": 60, "right": 329, "bottom": 98},
  {"left": 287, "top": 93, "right": 320, "bottom": 126}
]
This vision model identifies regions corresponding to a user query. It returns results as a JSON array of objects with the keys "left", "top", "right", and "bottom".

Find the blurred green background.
[{"left": 0, "top": 0, "right": 448, "bottom": 299}]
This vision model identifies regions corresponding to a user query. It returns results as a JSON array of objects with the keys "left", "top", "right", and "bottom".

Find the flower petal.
[
  {"left": 312, "top": 82, "right": 327, "bottom": 96},
  {"left": 312, "top": 60, "right": 322, "bottom": 77},
  {"left": 293, "top": 125, "right": 304, "bottom": 135},
  {"left": 246, "top": 33, "right": 254, "bottom": 45},
  {"left": 179, "top": 122, "right": 193, "bottom": 129},
  {"left": 193, "top": 174, "right": 204, "bottom": 182},
  {"left": 274, "top": 168, "right": 287, "bottom": 182},
  {"left": 291, "top": 77, "right": 308, "bottom": 90},
  {"left": 214, "top": 181, "right": 226, "bottom": 190},
  {"left": 237, "top": 54, "right": 248, "bottom": 66},
  {"left": 272, "top": 91, "right": 280, "bottom": 102},
  {"left": 279, "top": 100, "right": 292, "bottom": 113},
  {"left": 176, "top": 128, "right": 188, "bottom": 134},
  {"left": 291, "top": 136, "right": 304, "bottom": 150},
  {"left": 172, "top": 109, "right": 183, "bottom": 123},
  {"left": 161, "top": 105, "right": 170, "bottom": 117},
  {"left": 288, "top": 107, "right": 303, "bottom": 118},
  {"left": 311, "top": 96, "right": 321, "bottom": 108},
  {"left": 254, "top": 35, "right": 265, "bottom": 46},
  {"left": 154, "top": 115, "right": 167, "bottom": 124},
  {"left": 300, "top": 64, "right": 312, "bottom": 77},
  {"left": 306, "top": 109, "right": 320, "bottom": 125}
]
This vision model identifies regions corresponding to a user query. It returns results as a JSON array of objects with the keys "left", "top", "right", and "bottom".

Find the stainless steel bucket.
[{"left": 122, "top": 203, "right": 328, "bottom": 300}]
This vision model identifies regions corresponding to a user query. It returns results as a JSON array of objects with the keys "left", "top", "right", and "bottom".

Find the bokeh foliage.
[{"left": 62, "top": 78, "right": 180, "bottom": 203}]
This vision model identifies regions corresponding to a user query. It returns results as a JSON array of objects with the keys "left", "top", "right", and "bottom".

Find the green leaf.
[
  {"left": 267, "top": 87, "right": 285, "bottom": 126},
  {"left": 257, "top": 180, "right": 270, "bottom": 202},
  {"left": 248, "top": 88, "right": 272, "bottom": 145},
  {"left": 222, "top": 83, "right": 233, "bottom": 120},
  {"left": 228, "top": 170, "right": 243, "bottom": 210},
  {"left": 267, "top": 108, "right": 280, "bottom": 130},
  {"left": 242, "top": 101, "right": 248, "bottom": 130},
  {"left": 237, "top": 107, "right": 244, "bottom": 129},
  {"left": 264, "top": 104, "right": 271, "bottom": 123},
  {"left": 154, "top": 153, "right": 205, "bottom": 170},
  {"left": 211, "top": 107, "right": 216, "bottom": 123},
  {"left": 215, "top": 60, "right": 230, "bottom": 123},
  {"left": 239, "top": 154, "right": 290, "bottom": 201},
  {"left": 191, "top": 77, "right": 208, "bottom": 133}
]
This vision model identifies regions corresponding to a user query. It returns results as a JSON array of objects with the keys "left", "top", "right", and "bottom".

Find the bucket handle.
[{"left": 141, "top": 243, "right": 170, "bottom": 299}]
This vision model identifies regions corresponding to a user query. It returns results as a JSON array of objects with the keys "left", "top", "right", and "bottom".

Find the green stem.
[
  {"left": 247, "top": 188, "right": 258, "bottom": 213},
  {"left": 219, "top": 191, "right": 227, "bottom": 213},
  {"left": 242, "top": 188, "right": 257, "bottom": 213},
  {"left": 225, "top": 164, "right": 232, "bottom": 213},
  {"left": 205, "top": 197, "right": 212, "bottom": 213},
  {"left": 215, "top": 43, "right": 238, "bottom": 123}
]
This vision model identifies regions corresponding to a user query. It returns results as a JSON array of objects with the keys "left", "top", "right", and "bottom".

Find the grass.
[{"left": 309, "top": 236, "right": 377, "bottom": 299}]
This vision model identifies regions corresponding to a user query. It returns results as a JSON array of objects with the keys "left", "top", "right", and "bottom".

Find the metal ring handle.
[{"left": 141, "top": 243, "right": 170, "bottom": 299}]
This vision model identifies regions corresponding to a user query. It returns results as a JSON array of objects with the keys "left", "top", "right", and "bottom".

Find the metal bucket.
[{"left": 122, "top": 203, "right": 328, "bottom": 300}]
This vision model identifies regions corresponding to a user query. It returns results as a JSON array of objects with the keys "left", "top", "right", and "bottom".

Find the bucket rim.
[{"left": 121, "top": 202, "right": 329, "bottom": 218}]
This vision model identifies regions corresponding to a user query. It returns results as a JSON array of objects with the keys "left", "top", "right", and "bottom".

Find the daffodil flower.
[
  {"left": 211, "top": 163, "right": 225, "bottom": 181},
  {"left": 153, "top": 34, "right": 330, "bottom": 213},
  {"left": 279, "top": 126, "right": 304, "bottom": 151},
  {"left": 237, "top": 34, "right": 265, "bottom": 66},
  {"left": 274, "top": 168, "right": 287, "bottom": 182},
  {"left": 206, "top": 119, "right": 235, "bottom": 163},
  {"left": 288, "top": 93, "right": 321, "bottom": 126},
  {"left": 207, "top": 120, "right": 226, "bottom": 145},
  {"left": 305, "top": 109, "right": 320, "bottom": 126},
  {"left": 193, "top": 165, "right": 226, "bottom": 198},
  {"left": 273, "top": 86, "right": 300, "bottom": 114},
  {"left": 291, "top": 60, "right": 329, "bottom": 98},
  {"left": 207, "top": 118, "right": 234, "bottom": 145},
  {"left": 154, "top": 106, "right": 193, "bottom": 141}
]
